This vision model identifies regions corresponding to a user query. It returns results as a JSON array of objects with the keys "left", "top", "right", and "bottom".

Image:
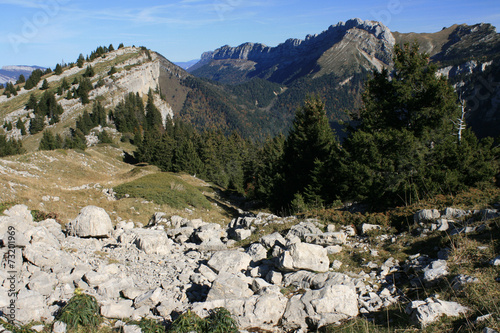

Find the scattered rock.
[{"left": 406, "top": 297, "right": 469, "bottom": 327}]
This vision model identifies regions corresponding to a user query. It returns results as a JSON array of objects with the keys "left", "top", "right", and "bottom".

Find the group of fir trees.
[
  {"left": 39, "top": 101, "right": 111, "bottom": 151},
  {"left": 25, "top": 91, "right": 64, "bottom": 134},
  {"left": 0, "top": 135, "right": 24, "bottom": 157}
]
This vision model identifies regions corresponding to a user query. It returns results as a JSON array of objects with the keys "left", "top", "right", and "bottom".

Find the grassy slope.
[{"left": 0, "top": 145, "right": 236, "bottom": 226}]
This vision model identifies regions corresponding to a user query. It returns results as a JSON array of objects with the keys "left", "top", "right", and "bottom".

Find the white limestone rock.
[
  {"left": 67, "top": 206, "right": 113, "bottom": 238},
  {"left": 279, "top": 243, "right": 329, "bottom": 272},
  {"left": 207, "top": 250, "right": 251, "bottom": 274},
  {"left": 406, "top": 297, "right": 469, "bottom": 327}
]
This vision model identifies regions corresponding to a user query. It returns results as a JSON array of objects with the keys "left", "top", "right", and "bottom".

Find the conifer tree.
[
  {"left": 39, "top": 130, "right": 62, "bottom": 150},
  {"left": 343, "top": 42, "right": 497, "bottom": 207},
  {"left": 25, "top": 94, "right": 37, "bottom": 110},
  {"left": 40, "top": 79, "right": 49, "bottom": 90},
  {"left": 273, "top": 96, "right": 340, "bottom": 213},
  {"left": 29, "top": 114, "right": 46, "bottom": 134},
  {"left": 145, "top": 89, "right": 163, "bottom": 132},
  {"left": 55, "top": 64, "right": 63, "bottom": 75},
  {"left": 16, "top": 74, "right": 25, "bottom": 84},
  {"left": 77, "top": 54, "right": 85, "bottom": 68},
  {"left": 16, "top": 118, "right": 26, "bottom": 135}
]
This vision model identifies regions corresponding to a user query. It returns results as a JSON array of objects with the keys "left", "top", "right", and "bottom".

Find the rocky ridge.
[
  {"left": 1, "top": 203, "right": 499, "bottom": 332},
  {"left": 0, "top": 47, "right": 174, "bottom": 144},
  {"left": 190, "top": 18, "right": 395, "bottom": 84}
]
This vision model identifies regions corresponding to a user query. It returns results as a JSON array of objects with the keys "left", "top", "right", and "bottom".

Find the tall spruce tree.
[{"left": 274, "top": 96, "right": 340, "bottom": 213}]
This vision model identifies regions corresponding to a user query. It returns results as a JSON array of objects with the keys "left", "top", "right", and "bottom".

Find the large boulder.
[
  {"left": 206, "top": 272, "right": 254, "bottom": 301},
  {"left": 100, "top": 299, "right": 135, "bottom": 319},
  {"left": 281, "top": 282, "right": 358, "bottom": 330},
  {"left": 207, "top": 250, "right": 251, "bottom": 274},
  {"left": 67, "top": 206, "right": 113, "bottom": 238},
  {"left": 279, "top": 243, "right": 329, "bottom": 272},
  {"left": 132, "top": 229, "right": 172, "bottom": 255},
  {"left": 414, "top": 209, "right": 440, "bottom": 223}
]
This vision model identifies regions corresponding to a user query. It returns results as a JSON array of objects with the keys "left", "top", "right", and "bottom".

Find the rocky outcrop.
[
  {"left": 2, "top": 204, "right": 496, "bottom": 330},
  {"left": 190, "top": 18, "right": 395, "bottom": 84}
]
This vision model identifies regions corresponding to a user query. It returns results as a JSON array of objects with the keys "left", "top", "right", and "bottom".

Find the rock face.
[{"left": 190, "top": 18, "right": 395, "bottom": 84}]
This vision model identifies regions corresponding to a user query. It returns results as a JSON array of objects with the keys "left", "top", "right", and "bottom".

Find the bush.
[
  {"left": 169, "top": 308, "right": 238, "bottom": 333},
  {"left": 56, "top": 291, "right": 101, "bottom": 330}
]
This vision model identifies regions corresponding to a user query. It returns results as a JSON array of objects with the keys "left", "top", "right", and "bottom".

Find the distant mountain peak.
[{"left": 189, "top": 18, "right": 396, "bottom": 84}]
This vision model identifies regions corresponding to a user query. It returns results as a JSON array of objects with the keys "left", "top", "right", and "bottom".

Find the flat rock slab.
[{"left": 279, "top": 243, "right": 329, "bottom": 273}]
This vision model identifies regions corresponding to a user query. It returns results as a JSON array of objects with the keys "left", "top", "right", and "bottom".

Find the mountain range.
[
  {"left": 0, "top": 65, "right": 45, "bottom": 85},
  {"left": 1, "top": 18, "right": 499, "bottom": 148}
]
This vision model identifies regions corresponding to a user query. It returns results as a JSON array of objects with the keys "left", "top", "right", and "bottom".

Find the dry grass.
[{"left": 0, "top": 145, "right": 234, "bottom": 227}]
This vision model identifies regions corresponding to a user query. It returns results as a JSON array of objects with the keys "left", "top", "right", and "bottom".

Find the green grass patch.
[
  {"left": 169, "top": 308, "right": 238, "bottom": 333},
  {"left": 114, "top": 172, "right": 211, "bottom": 210},
  {"left": 56, "top": 292, "right": 102, "bottom": 331}
]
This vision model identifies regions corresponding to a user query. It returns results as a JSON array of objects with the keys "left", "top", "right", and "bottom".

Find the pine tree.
[
  {"left": 77, "top": 54, "right": 85, "bottom": 68},
  {"left": 145, "top": 89, "right": 163, "bottom": 132},
  {"left": 83, "top": 65, "right": 95, "bottom": 78},
  {"left": 25, "top": 94, "right": 37, "bottom": 110},
  {"left": 108, "top": 66, "right": 117, "bottom": 76},
  {"left": 343, "top": 42, "right": 497, "bottom": 207},
  {"left": 40, "top": 79, "right": 49, "bottom": 90},
  {"left": 55, "top": 64, "right": 63, "bottom": 75},
  {"left": 16, "top": 118, "right": 26, "bottom": 135},
  {"left": 274, "top": 96, "right": 340, "bottom": 212},
  {"left": 29, "top": 114, "right": 46, "bottom": 134},
  {"left": 39, "top": 130, "right": 62, "bottom": 150},
  {"left": 16, "top": 74, "right": 25, "bottom": 84}
]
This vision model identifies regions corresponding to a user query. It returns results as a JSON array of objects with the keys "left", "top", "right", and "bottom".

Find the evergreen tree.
[
  {"left": 91, "top": 101, "right": 107, "bottom": 127},
  {"left": 16, "top": 74, "right": 25, "bottom": 84},
  {"left": 118, "top": 43, "right": 124, "bottom": 49},
  {"left": 83, "top": 65, "right": 95, "bottom": 78},
  {"left": 16, "top": 118, "right": 26, "bottom": 135},
  {"left": 98, "top": 130, "right": 113, "bottom": 144},
  {"left": 25, "top": 94, "right": 37, "bottom": 110},
  {"left": 274, "top": 96, "right": 340, "bottom": 213},
  {"left": 40, "top": 79, "right": 49, "bottom": 90},
  {"left": 77, "top": 54, "right": 85, "bottom": 68},
  {"left": 145, "top": 89, "right": 164, "bottom": 132},
  {"left": 39, "top": 130, "right": 62, "bottom": 150},
  {"left": 24, "top": 69, "right": 43, "bottom": 90},
  {"left": 55, "top": 63, "right": 63, "bottom": 75},
  {"left": 29, "top": 114, "right": 46, "bottom": 134},
  {"left": 108, "top": 66, "right": 117, "bottom": 75},
  {"left": 0, "top": 135, "right": 24, "bottom": 157},
  {"left": 108, "top": 44, "right": 115, "bottom": 52},
  {"left": 343, "top": 42, "right": 498, "bottom": 207},
  {"left": 77, "top": 77, "right": 93, "bottom": 104}
]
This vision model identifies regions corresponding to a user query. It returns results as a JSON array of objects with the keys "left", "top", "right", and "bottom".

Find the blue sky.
[{"left": 1, "top": 0, "right": 499, "bottom": 68}]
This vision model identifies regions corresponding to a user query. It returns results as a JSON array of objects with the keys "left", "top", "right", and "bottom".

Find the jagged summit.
[{"left": 189, "top": 18, "right": 396, "bottom": 84}]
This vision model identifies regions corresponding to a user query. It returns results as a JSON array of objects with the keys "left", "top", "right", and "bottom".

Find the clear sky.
[{"left": 1, "top": 0, "right": 499, "bottom": 68}]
